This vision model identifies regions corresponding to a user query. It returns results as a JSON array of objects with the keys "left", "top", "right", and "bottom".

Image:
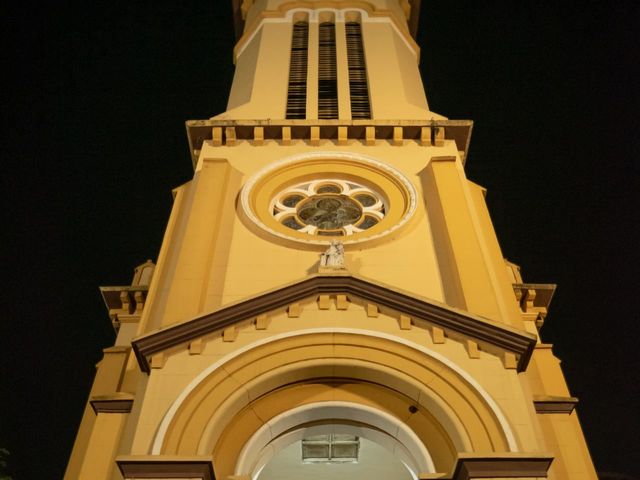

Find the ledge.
[
  {"left": 116, "top": 455, "right": 215, "bottom": 479},
  {"left": 132, "top": 273, "right": 536, "bottom": 374},
  {"left": 513, "top": 283, "right": 556, "bottom": 329},
  {"left": 533, "top": 395, "right": 579, "bottom": 414},
  {"left": 513, "top": 283, "right": 556, "bottom": 311},
  {"left": 186, "top": 118, "right": 473, "bottom": 168},
  {"left": 513, "top": 283, "right": 556, "bottom": 307},
  {"left": 100, "top": 285, "right": 149, "bottom": 310},
  {"left": 449, "top": 453, "right": 554, "bottom": 479},
  {"left": 90, "top": 393, "right": 135, "bottom": 414},
  {"left": 100, "top": 285, "right": 149, "bottom": 330}
]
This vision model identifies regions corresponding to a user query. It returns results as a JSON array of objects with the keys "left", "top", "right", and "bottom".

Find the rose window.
[{"left": 271, "top": 180, "right": 386, "bottom": 236}]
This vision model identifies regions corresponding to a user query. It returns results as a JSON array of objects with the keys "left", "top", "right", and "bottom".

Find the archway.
[
  {"left": 256, "top": 424, "right": 414, "bottom": 480},
  {"left": 152, "top": 329, "right": 518, "bottom": 477},
  {"left": 236, "top": 401, "right": 434, "bottom": 478}
]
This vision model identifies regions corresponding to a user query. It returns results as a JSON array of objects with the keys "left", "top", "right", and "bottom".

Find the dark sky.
[{"left": 1, "top": 1, "right": 638, "bottom": 478}]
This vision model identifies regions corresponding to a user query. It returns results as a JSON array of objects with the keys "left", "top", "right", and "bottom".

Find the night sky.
[{"left": 1, "top": 1, "right": 638, "bottom": 478}]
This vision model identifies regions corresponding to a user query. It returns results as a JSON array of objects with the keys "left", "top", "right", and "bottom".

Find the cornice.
[
  {"left": 100, "top": 285, "right": 149, "bottom": 330},
  {"left": 533, "top": 395, "right": 579, "bottom": 414},
  {"left": 186, "top": 118, "right": 473, "bottom": 168},
  {"left": 90, "top": 393, "right": 135, "bottom": 414},
  {"left": 132, "top": 273, "right": 536, "bottom": 374},
  {"left": 116, "top": 455, "right": 215, "bottom": 480},
  {"left": 513, "top": 282, "right": 556, "bottom": 330},
  {"left": 447, "top": 453, "right": 554, "bottom": 480},
  {"left": 115, "top": 452, "right": 551, "bottom": 480}
]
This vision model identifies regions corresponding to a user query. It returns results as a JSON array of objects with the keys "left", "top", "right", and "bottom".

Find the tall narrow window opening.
[
  {"left": 346, "top": 22, "right": 371, "bottom": 119},
  {"left": 318, "top": 22, "right": 338, "bottom": 119},
  {"left": 286, "top": 21, "right": 309, "bottom": 119}
]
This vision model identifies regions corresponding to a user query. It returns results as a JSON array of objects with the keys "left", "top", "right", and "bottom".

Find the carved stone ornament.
[{"left": 320, "top": 240, "right": 346, "bottom": 270}]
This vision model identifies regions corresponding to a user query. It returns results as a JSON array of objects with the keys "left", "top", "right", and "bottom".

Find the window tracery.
[{"left": 271, "top": 179, "right": 385, "bottom": 236}]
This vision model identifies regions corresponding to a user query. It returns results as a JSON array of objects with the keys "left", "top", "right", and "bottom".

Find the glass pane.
[
  {"left": 298, "top": 195, "right": 361, "bottom": 230},
  {"left": 358, "top": 216, "right": 379, "bottom": 230},
  {"left": 282, "top": 194, "right": 305, "bottom": 208},
  {"left": 354, "top": 193, "right": 376, "bottom": 207},
  {"left": 317, "top": 183, "right": 341, "bottom": 194},
  {"left": 302, "top": 443, "right": 330, "bottom": 461},
  {"left": 332, "top": 443, "right": 358, "bottom": 459},
  {"left": 282, "top": 216, "right": 304, "bottom": 230}
]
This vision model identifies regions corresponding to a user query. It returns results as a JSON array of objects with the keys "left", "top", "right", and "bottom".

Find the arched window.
[
  {"left": 346, "top": 21, "right": 371, "bottom": 118},
  {"left": 318, "top": 22, "right": 338, "bottom": 119},
  {"left": 286, "top": 21, "right": 309, "bottom": 119}
]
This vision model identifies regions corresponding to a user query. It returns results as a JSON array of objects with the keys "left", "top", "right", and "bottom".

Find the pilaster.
[
  {"left": 76, "top": 411, "right": 128, "bottom": 479},
  {"left": 334, "top": 18, "right": 351, "bottom": 119},
  {"left": 160, "top": 159, "right": 242, "bottom": 326},
  {"left": 421, "top": 156, "right": 502, "bottom": 322},
  {"left": 305, "top": 19, "right": 319, "bottom": 119}
]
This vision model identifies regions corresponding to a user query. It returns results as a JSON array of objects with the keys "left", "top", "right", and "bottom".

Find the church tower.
[{"left": 66, "top": 1, "right": 598, "bottom": 479}]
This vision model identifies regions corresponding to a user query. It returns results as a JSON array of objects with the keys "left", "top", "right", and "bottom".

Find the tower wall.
[
  {"left": 66, "top": 2, "right": 598, "bottom": 479},
  {"left": 221, "top": 2, "right": 436, "bottom": 120}
]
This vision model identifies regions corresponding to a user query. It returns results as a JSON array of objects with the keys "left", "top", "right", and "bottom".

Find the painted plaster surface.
[{"left": 66, "top": 1, "right": 598, "bottom": 479}]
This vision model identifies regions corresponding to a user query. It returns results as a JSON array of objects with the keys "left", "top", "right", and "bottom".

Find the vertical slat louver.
[
  {"left": 346, "top": 22, "right": 371, "bottom": 119},
  {"left": 286, "top": 21, "right": 309, "bottom": 119},
  {"left": 318, "top": 22, "right": 338, "bottom": 119}
]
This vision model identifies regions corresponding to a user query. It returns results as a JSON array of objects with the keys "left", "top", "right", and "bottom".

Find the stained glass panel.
[{"left": 298, "top": 195, "right": 361, "bottom": 230}]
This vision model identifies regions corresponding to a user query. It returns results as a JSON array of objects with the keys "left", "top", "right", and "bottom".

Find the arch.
[
  {"left": 252, "top": 424, "right": 416, "bottom": 479},
  {"left": 236, "top": 401, "right": 433, "bottom": 478},
  {"left": 151, "top": 329, "right": 518, "bottom": 476},
  {"left": 234, "top": 5, "right": 420, "bottom": 68}
]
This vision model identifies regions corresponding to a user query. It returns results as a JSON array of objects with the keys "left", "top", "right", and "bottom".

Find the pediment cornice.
[{"left": 132, "top": 273, "right": 536, "bottom": 373}]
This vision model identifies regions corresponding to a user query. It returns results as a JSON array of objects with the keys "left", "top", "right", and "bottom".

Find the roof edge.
[
  {"left": 132, "top": 273, "right": 536, "bottom": 373},
  {"left": 231, "top": 0, "right": 422, "bottom": 41}
]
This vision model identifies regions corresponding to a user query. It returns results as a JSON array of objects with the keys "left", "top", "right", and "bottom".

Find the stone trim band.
[{"left": 132, "top": 273, "right": 536, "bottom": 373}]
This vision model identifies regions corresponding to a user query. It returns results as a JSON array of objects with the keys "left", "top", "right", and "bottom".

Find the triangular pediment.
[{"left": 132, "top": 273, "right": 536, "bottom": 373}]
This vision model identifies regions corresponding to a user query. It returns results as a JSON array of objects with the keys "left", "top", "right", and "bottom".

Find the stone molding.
[
  {"left": 186, "top": 118, "right": 473, "bottom": 168},
  {"left": 114, "top": 452, "right": 551, "bottom": 479},
  {"left": 132, "top": 273, "right": 536, "bottom": 373},
  {"left": 89, "top": 393, "right": 135, "bottom": 414},
  {"left": 512, "top": 283, "right": 556, "bottom": 330},
  {"left": 100, "top": 285, "right": 149, "bottom": 330},
  {"left": 117, "top": 455, "right": 215, "bottom": 479},
  {"left": 239, "top": 151, "right": 418, "bottom": 246},
  {"left": 533, "top": 395, "right": 579, "bottom": 414},
  {"left": 447, "top": 453, "right": 554, "bottom": 479}
]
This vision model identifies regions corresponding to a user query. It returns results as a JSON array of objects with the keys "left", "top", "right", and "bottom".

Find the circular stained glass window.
[
  {"left": 271, "top": 179, "right": 385, "bottom": 237},
  {"left": 298, "top": 195, "right": 362, "bottom": 230}
]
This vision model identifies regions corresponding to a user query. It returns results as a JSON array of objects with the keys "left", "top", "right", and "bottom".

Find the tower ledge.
[{"left": 186, "top": 118, "right": 473, "bottom": 168}]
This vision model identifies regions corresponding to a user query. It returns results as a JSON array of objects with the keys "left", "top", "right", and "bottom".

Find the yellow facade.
[{"left": 66, "top": 1, "right": 598, "bottom": 479}]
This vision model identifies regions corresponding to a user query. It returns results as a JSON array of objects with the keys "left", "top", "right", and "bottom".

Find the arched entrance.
[
  {"left": 257, "top": 428, "right": 413, "bottom": 480},
  {"left": 152, "top": 329, "right": 518, "bottom": 478},
  {"left": 236, "top": 401, "right": 434, "bottom": 479}
]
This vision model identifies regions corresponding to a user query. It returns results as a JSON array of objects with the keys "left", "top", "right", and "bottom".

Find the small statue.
[{"left": 320, "top": 240, "right": 345, "bottom": 269}]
